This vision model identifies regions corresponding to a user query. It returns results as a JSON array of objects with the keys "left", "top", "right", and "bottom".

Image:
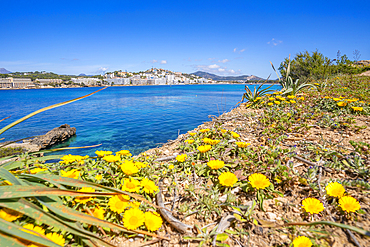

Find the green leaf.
[
  {"left": 0, "top": 168, "right": 22, "bottom": 185},
  {"left": 19, "top": 174, "right": 153, "bottom": 206},
  {"left": 0, "top": 231, "right": 29, "bottom": 247},
  {"left": 36, "top": 196, "right": 162, "bottom": 239},
  {"left": 285, "top": 221, "right": 370, "bottom": 237},
  {"left": 216, "top": 233, "right": 228, "bottom": 242},
  {"left": 0, "top": 185, "right": 117, "bottom": 199},
  {"left": 0, "top": 198, "right": 115, "bottom": 247},
  {"left": 0, "top": 218, "right": 60, "bottom": 247}
]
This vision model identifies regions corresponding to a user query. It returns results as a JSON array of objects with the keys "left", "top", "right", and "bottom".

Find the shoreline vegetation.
[{"left": 1, "top": 51, "right": 370, "bottom": 247}]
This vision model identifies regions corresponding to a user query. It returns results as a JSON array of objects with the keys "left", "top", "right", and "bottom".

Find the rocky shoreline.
[{"left": 1, "top": 124, "right": 76, "bottom": 153}]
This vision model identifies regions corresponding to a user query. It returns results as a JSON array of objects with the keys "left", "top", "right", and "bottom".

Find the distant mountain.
[
  {"left": 78, "top": 73, "right": 87, "bottom": 76},
  {"left": 0, "top": 68, "right": 11, "bottom": 74},
  {"left": 191, "top": 71, "right": 264, "bottom": 81}
]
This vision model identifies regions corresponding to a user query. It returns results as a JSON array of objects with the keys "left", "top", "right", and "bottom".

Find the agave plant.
[
  {"left": 0, "top": 87, "right": 163, "bottom": 246},
  {"left": 236, "top": 77, "right": 275, "bottom": 107},
  {"left": 271, "top": 55, "right": 314, "bottom": 96}
]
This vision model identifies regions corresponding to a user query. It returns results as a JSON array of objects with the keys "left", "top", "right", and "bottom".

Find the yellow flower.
[
  {"left": 290, "top": 100, "right": 296, "bottom": 104},
  {"left": 45, "top": 232, "right": 65, "bottom": 246},
  {"left": 129, "top": 201, "right": 141, "bottom": 209},
  {"left": 92, "top": 207, "right": 105, "bottom": 220},
  {"left": 22, "top": 224, "right": 45, "bottom": 236},
  {"left": 352, "top": 106, "right": 363, "bottom": 111},
  {"left": 248, "top": 173, "right": 271, "bottom": 190},
  {"left": 235, "top": 142, "right": 251, "bottom": 148},
  {"left": 302, "top": 198, "right": 324, "bottom": 214},
  {"left": 203, "top": 138, "right": 212, "bottom": 144},
  {"left": 218, "top": 172, "right": 238, "bottom": 187},
  {"left": 278, "top": 97, "right": 286, "bottom": 101},
  {"left": 95, "top": 150, "right": 112, "bottom": 157},
  {"left": 220, "top": 129, "right": 227, "bottom": 133},
  {"left": 122, "top": 178, "right": 141, "bottom": 193},
  {"left": 339, "top": 196, "right": 361, "bottom": 213},
  {"left": 60, "top": 154, "right": 88, "bottom": 164},
  {"left": 109, "top": 195, "right": 130, "bottom": 213},
  {"left": 95, "top": 174, "right": 103, "bottom": 181},
  {"left": 199, "top": 128, "right": 210, "bottom": 133},
  {"left": 189, "top": 132, "right": 196, "bottom": 136},
  {"left": 230, "top": 131, "right": 240, "bottom": 138},
  {"left": 30, "top": 168, "right": 48, "bottom": 174},
  {"left": 123, "top": 208, "right": 145, "bottom": 230},
  {"left": 1, "top": 180, "right": 12, "bottom": 186},
  {"left": 292, "top": 236, "right": 312, "bottom": 247},
  {"left": 207, "top": 160, "right": 225, "bottom": 170},
  {"left": 141, "top": 178, "right": 159, "bottom": 194},
  {"left": 209, "top": 139, "right": 220, "bottom": 145},
  {"left": 298, "top": 96, "right": 305, "bottom": 100},
  {"left": 267, "top": 102, "right": 273, "bottom": 106},
  {"left": 144, "top": 211, "right": 163, "bottom": 231},
  {"left": 333, "top": 98, "right": 341, "bottom": 101},
  {"left": 0, "top": 208, "right": 23, "bottom": 222},
  {"left": 120, "top": 160, "right": 139, "bottom": 175},
  {"left": 169, "top": 164, "right": 174, "bottom": 169},
  {"left": 324, "top": 96, "right": 330, "bottom": 99},
  {"left": 135, "top": 161, "right": 147, "bottom": 168},
  {"left": 274, "top": 101, "right": 281, "bottom": 105},
  {"left": 287, "top": 95, "right": 295, "bottom": 99},
  {"left": 325, "top": 182, "right": 345, "bottom": 198},
  {"left": 185, "top": 139, "right": 194, "bottom": 144},
  {"left": 103, "top": 155, "right": 121, "bottom": 163},
  {"left": 255, "top": 97, "right": 262, "bottom": 100},
  {"left": 197, "top": 145, "right": 212, "bottom": 153},
  {"left": 337, "top": 102, "right": 347, "bottom": 107},
  {"left": 60, "top": 169, "right": 80, "bottom": 179},
  {"left": 269, "top": 97, "right": 275, "bottom": 101},
  {"left": 116, "top": 150, "right": 132, "bottom": 156},
  {"left": 75, "top": 187, "right": 95, "bottom": 204},
  {"left": 272, "top": 92, "right": 281, "bottom": 95},
  {"left": 176, "top": 154, "right": 187, "bottom": 162}
]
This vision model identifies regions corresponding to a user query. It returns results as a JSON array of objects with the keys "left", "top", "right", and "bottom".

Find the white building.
[{"left": 71, "top": 78, "right": 101, "bottom": 86}]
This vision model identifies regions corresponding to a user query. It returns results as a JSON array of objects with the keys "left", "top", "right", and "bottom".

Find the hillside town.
[{"left": 0, "top": 68, "right": 217, "bottom": 89}]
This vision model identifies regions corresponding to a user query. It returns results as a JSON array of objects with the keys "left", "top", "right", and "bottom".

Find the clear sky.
[{"left": 1, "top": 0, "right": 369, "bottom": 78}]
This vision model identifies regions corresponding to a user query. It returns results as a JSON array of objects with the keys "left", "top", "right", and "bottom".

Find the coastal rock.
[{"left": 23, "top": 124, "right": 76, "bottom": 150}]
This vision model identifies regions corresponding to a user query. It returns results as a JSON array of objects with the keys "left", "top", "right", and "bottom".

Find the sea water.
[{"left": 0, "top": 84, "right": 279, "bottom": 156}]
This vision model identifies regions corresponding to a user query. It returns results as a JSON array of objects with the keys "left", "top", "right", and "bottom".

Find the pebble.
[
  {"left": 266, "top": 212, "right": 280, "bottom": 221},
  {"left": 292, "top": 207, "right": 300, "bottom": 213}
]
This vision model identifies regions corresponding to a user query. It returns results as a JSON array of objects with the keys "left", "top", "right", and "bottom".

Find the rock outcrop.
[
  {"left": 354, "top": 60, "right": 370, "bottom": 66},
  {"left": 23, "top": 124, "right": 76, "bottom": 150}
]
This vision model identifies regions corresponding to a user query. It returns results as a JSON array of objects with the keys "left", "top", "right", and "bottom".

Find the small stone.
[
  {"left": 292, "top": 207, "right": 300, "bottom": 213},
  {"left": 266, "top": 212, "right": 279, "bottom": 221},
  {"left": 219, "top": 194, "right": 227, "bottom": 202}
]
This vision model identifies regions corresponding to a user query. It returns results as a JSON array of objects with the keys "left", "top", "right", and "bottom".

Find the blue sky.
[{"left": 1, "top": 0, "right": 369, "bottom": 78}]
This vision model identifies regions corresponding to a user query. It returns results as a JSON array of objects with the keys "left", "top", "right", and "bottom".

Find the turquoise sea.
[{"left": 0, "top": 84, "right": 279, "bottom": 156}]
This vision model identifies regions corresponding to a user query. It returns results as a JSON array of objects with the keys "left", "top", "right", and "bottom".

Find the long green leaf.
[
  {"left": 0, "top": 198, "right": 115, "bottom": 247},
  {"left": 0, "top": 218, "right": 60, "bottom": 247},
  {"left": 0, "top": 231, "right": 29, "bottom": 247},
  {"left": 0, "top": 168, "right": 22, "bottom": 185},
  {"left": 36, "top": 196, "right": 166, "bottom": 239},
  {"left": 0, "top": 87, "right": 107, "bottom": 136},
  {"left": 0, "top": 185, "right": 118, "bottom": 199},
  {"left": 20, "top": 174, "right": 154, "bottom": 207},
  {"left": 0, "top": 155, "right": 63, "bottom": 170},
  {"left": 285, "top": 221, "right": 370, "bottom": 237}
]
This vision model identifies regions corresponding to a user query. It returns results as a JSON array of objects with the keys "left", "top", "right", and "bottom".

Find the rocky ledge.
[{"left": 2, "top": 124, "right": 76, "bottom": 153}]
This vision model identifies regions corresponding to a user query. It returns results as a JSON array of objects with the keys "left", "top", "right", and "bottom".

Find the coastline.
[{"left": 0, "top": 82, "right": 275, "bottom": 91}]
